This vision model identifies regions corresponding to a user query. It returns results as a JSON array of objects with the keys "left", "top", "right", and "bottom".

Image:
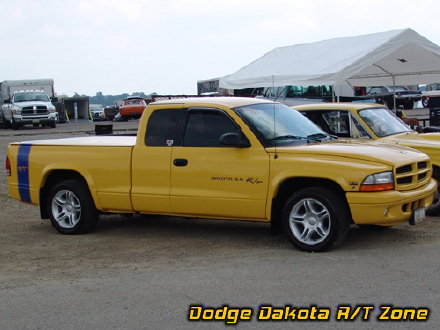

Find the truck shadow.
[{"left": 93, "top": 214, "right": 437, "bottom": 252}]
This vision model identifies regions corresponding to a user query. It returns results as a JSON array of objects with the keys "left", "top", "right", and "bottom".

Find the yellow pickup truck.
[
  {"left": 6, "top": 98, "right": 437, "bottom": 252},
  {"left": 295, "top": 103, "right": 440, "bottom": 216}
]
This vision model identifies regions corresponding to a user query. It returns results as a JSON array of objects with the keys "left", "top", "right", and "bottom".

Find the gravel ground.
[{"left": 0, "top": 118, "right": 438, "bottom": 330}]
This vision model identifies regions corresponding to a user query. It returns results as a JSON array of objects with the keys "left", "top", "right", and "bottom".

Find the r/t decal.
[{"left": 247, "top": 178, "right": 263, "bottom": 184}]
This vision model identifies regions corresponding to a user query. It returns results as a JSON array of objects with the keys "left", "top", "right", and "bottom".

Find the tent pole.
[{"left": 392, "top": 75, "right": 396, "bottom": 112}]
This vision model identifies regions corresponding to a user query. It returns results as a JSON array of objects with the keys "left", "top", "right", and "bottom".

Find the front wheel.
[
  {"left": 47, "top": 179, "right": 99, "bottom": 234},
  {"left": 282, "top": 187, "right": 350, "bottom": 252},
  {"left": 11, "top": 119, "right": 20, "bottom": 130}
]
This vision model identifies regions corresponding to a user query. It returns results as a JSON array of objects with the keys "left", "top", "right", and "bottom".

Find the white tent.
[{"left": 219, "top": 28, "right": 440, "bottom": 90}]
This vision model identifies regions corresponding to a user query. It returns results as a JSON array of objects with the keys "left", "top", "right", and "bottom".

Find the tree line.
[{"left": 72, "top": 91, "right": 157, "bottom": 106}]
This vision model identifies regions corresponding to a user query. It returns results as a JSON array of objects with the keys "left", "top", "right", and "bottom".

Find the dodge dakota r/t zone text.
[{"left": 6, "top": 97, "right": 437, "bottom": 252}]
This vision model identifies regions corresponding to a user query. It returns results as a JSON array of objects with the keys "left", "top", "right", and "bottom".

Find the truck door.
[
  {"left": 170, "top": 108, "right": 270, "bottom": 220},
  {"left": 131, "top": 109, "right": 184, "bottom": 213}
]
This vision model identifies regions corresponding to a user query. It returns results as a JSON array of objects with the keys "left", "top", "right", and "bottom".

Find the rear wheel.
[
  {"left": 282, "top": 187, "right": 350, "bottom": 252},
  {"left": 47, "top": 179, "right": 99, "bottom": 234}
]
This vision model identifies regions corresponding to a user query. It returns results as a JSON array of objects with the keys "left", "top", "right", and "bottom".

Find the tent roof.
[{"left": 219, "top": 28, "right": 440, "bottom": 89}]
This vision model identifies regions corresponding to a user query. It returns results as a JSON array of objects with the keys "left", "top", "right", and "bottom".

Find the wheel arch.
[
  {"left": 270, "top": 177, "right": 352, "bottom": 235},
  {"left": 39, "top": 170, "right": 99, "bottom": 219}
]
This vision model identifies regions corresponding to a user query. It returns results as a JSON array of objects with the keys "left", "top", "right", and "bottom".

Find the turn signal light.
[{"left": 360, "top": 183, "right": 395, "bottom": 192}]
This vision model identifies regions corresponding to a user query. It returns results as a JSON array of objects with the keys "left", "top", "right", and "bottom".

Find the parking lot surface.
[{"left": 0, "top": 119, "right": 438, "bottom": 329}]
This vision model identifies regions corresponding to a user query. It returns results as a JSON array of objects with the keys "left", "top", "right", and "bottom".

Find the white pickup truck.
[
  {"left": 421, "top": 83, "right": 440, "bottom": 108},
  {"left": 1, "top": 90, "right": 57, "bottom": 129}
]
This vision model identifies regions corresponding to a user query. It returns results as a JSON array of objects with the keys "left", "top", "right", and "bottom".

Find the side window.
[
  {"left": 350, "top": 114, "right": 370, "bottom": 139},
  {"left": 322, "top": 111, "right": 350, "bottom": 137},
  {"left": 183, "top": 110, "right": 240, "bottom": 147},
  {"left": 146, "top": 109, "right": 182, "bottom": 146},
  {"left": 368, "top": 87, "right": 380, "bottom": 95}
]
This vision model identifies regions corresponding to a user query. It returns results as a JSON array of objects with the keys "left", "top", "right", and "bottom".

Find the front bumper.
[
  {"left": 13, "top": 113, "right": 57, "bottom": 125},
  {"left": 347, "top": 179, "right": 437, "bottom": 226}
]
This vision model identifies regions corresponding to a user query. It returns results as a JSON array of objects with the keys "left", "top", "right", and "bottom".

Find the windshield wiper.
[
  {"left": 306, "top": 133, "right": 331, "bottom": 141},
  {"left": 271, "top": 135, "right": 308, "bottom": 141}
]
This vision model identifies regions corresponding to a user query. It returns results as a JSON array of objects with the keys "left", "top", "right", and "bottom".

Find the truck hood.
[
  {"left": 381, "top": 132, "right": 440, "bottom": 166},
  {"left": 382, "top": 131, "right": 440, "bottom": 148},
  {"left": 267, "top": 140, "right": 428, "bottom": 167}
]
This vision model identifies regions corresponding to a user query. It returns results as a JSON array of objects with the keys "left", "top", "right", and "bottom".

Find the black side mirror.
[
  {"left": 51, "top": 97, "right": 59, "bottom": 103},
  {"left": 4, "top": 99, "right": 10, "bottom": 104},
  {"left": 219, "top": 132, "right": 250, "bottom": 148}
]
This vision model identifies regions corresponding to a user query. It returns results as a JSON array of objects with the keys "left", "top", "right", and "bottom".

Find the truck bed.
[
  {"left": 8, "top": 136, "right": 136, "bottom": 212},
  {"left": 13, "top": 136, "right": 137, "bottom": 147}
]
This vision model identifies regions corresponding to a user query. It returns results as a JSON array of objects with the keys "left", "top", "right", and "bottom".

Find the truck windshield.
[
  {"left": 235, "top": 103, "right": 328, "bottom": 147},
  {"left": 387, "top": 86, "right": 408, "bottom": 92},
  {"left": 358, "top": 107, "right": 411, "bottom": 137},
  {"left": 13, "top": 92, "right": 50, "bottom": 102}
]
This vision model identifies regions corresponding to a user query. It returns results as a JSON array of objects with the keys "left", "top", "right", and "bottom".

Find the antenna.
[{"left": 272, "top": 75, "right": 278, "bottom": 159}]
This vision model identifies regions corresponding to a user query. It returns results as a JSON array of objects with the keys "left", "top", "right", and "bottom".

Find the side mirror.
[
  {"left": 219, "top": 132, "right": 250, "bottom": 148},
  {"left": 4, "top": 99, "right": 10, "bottom": 104},
  {"left": 51, "top": 97, "right": 59, "bottom": 103}
]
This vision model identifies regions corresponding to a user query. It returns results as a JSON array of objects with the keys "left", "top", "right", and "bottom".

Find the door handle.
[{"left": 173, "top": 158, "right": 188, "bottom": 167}]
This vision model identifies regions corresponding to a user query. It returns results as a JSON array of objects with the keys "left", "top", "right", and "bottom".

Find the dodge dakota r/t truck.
[
  {"left": 295, "top": 103, "right": 440, "bottom": 216},
  {"left": 6, "top": 97, "right": 437, "bottom": 252}
]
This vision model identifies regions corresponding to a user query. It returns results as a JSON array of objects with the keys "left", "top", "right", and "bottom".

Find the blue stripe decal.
[{"left": 17, "top": 144, "right": 32, "bottom": 203}]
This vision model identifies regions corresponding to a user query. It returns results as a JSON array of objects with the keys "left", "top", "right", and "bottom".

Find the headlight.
[
  {"left": 49, "top": 106, "right": 56, "bottom": 112},
  {"left": 12, "top": 107, "right": 21, "bottom": 115},
  {"left": 360, "top": 171, "right": 394, "bottom": 192}
]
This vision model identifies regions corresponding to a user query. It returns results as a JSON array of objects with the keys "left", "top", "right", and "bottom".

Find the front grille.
[
  {"left": 395, "top": 160, "right": 431, "bottom": 191},
  {"left": 418, "top": 161, "right": 428, "bottom": 169},
  {"left": 396, "top": 164, "right": 412, "bottom": 174},
  {"left": 22, "top": 106, "right": 48, "bottom": 110},
  {"left": 397, "top": 177, "right": 412, "bottom": 184},
  {"left": 21, "top": 109, "right": 50, "bottom": 116}
]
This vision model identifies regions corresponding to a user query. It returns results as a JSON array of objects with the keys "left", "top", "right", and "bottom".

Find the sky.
[{"left": 1, "top": 0, "right": 439, "bottom": 97}]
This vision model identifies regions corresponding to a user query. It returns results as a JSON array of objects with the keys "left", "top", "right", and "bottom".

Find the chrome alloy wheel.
[
  {"left": 289, "top": 198, "right": 331, "bottom": 245},
  {"left": 51, "top": 190, "right": 82, "bottom": 229}
]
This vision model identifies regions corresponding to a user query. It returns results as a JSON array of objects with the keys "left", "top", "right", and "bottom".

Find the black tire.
[
  {"left": 11, "top": 119, "right": 20, "bottom": 130},
  {"left": 403, "top": 100, "right": 414, "bottom": 110},
  {"left": 282, "top": 187, "right": 350, "bottom": 252},
  {"left": 3, "top": 118, "right": 11, "bottom": 129},
  {"left": 426, "top": 184, "right": 440, "bottom": 216},
  {"left": 47, "top": 179, "right": 99, "bottom": 234},
  {"left": 50, "top": 121, "right": 56, "bottom": 128}
]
